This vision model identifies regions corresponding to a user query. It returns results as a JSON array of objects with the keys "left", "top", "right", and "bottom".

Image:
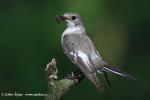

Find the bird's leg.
[
  {"left": 65, "top": 69, "right": 84, "bottom": 84},
  {"left": 103, "top": 71, "right": 111, "bottom": 86}
]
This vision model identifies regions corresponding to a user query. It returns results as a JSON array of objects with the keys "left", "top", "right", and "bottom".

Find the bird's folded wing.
[
  {"left": 76, "top": 50, "right": 96, "bottom": 73},
  {"left": 62, "top": 34, "right": 101, "bottom": 72}
]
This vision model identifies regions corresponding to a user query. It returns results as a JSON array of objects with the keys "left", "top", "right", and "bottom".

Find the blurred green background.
[{"left": 0, "top": 0, "right": 150, "bottom": 100}]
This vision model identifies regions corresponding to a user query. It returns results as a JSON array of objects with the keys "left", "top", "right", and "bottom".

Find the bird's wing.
[
  {"left": 76, "top": 50, "right": 96, "bottom": 73},
  {"left": 62, "top": 34, "right": 77, "bottom": 64},
  {"left": 62, "top": 34, "right": 105, "bottom": 92},
  {"left": 62, "top": 34, "right": 96, "bottom": 73}
]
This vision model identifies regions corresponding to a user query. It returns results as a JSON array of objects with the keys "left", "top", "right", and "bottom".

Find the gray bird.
[{"left": 57, "top": 12, "right": 135, "bottom": 92}]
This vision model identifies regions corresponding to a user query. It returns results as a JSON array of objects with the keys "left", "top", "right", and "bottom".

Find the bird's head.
[{"left": 56, "top": 12, "right": 84, "bottom": 28}]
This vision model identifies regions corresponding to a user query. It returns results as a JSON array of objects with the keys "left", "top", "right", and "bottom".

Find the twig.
[{"left": 44, "top": 58, "right": 84, "bottom": 100}]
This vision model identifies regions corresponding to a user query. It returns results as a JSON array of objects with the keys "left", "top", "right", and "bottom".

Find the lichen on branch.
[{"left": 44, "top": 58, "right": 84, "bottom": 100}]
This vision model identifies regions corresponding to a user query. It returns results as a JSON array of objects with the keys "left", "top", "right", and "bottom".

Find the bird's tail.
[{"left": 103, "top": 64, "right": 136, "bottom": 80}]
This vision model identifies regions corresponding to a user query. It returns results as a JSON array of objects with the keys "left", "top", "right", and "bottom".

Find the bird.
[{"left": 56, "top": 12, "right": 136, "bottom": 92}]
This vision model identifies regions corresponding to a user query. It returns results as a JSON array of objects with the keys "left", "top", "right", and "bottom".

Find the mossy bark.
[{"left": 44, "top": 59, "right": 84, "bottom": 100}]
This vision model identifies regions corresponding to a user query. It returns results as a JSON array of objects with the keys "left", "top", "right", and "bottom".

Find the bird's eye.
[{"left": 72, "top": 16, "right": 76, "bottom": 20}]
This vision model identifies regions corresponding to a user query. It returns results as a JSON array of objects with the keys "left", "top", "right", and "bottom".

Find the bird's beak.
[{"left": 56, "top": 15, "right": 68, "bottom": 23}]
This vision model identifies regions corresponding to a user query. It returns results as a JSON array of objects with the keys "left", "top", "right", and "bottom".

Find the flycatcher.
[{"left": 57, "top": 12, "right": 135, "bottom": 92}]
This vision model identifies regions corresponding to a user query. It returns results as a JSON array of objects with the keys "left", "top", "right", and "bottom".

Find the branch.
[{"left": 44, "top": 58, "right": 84, "bottom": 100}]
